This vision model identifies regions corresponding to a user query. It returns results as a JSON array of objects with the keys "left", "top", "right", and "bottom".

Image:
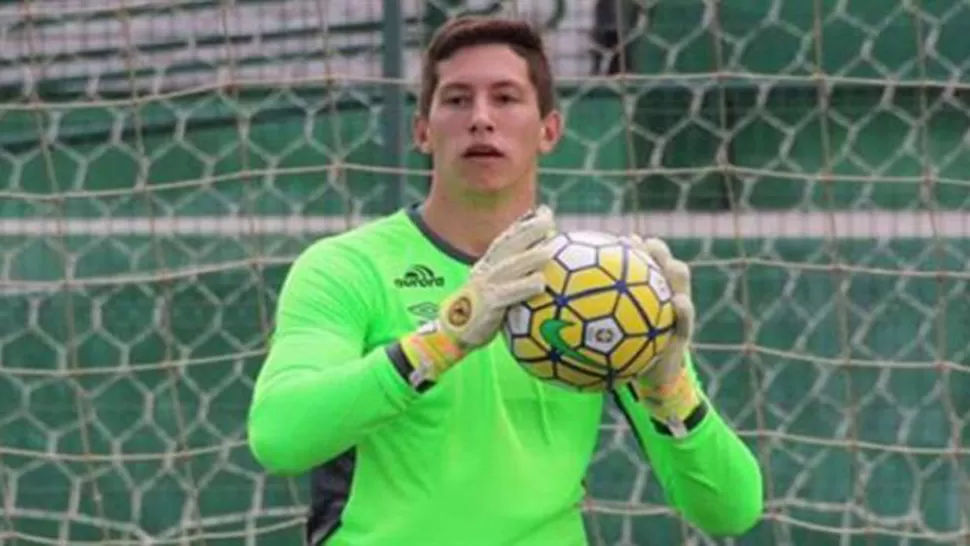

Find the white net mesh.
[{"left": 3, "top": 1, "right": 970, "bottom": 545}]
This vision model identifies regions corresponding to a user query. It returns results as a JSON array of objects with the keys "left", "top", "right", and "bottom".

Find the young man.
[{"left": 247, "top": 16, "right": 763, "bottom": 546}]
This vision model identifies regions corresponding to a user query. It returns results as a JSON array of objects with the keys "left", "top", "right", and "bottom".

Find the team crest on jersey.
[{"left": 394, "top": 265, "right": 445, "bottom": 289}]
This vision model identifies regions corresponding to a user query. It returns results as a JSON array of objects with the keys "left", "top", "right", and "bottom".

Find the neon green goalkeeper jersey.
[{"left": 247, "top": 205, "right": 763, "bottom": 546}]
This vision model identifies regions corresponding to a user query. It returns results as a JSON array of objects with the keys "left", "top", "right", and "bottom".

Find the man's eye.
[{"left": 443, "top": 96, "right": 468, "bottom": 105}]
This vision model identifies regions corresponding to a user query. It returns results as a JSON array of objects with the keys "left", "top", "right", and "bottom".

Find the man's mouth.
[{"left": 462, "top": 144, "right": 504, "bottom": 158}]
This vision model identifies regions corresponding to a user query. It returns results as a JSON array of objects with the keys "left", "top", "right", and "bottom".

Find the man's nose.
[{"left": 468, "top": 97, "right": 495, "bottom": 133}]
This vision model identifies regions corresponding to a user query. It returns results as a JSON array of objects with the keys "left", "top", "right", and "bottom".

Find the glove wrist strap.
[
  {"left": 637, "top": 367, "right": 703, "bottom": 438},
  {"left": 399, "top": 325, "right": 466, "bottom": 388}
]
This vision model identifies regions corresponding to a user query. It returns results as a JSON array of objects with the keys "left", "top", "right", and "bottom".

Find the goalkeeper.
[{"left": 247, "top": 15, "right": 763, "bottom": 546}]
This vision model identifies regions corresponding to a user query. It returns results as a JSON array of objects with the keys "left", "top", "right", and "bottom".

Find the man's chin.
[
  {"left": 457, "top": 168, "right": 525, "bottom": 191},
  {"left": 460, "top": 178, "right": 524, "bottom": 199}
]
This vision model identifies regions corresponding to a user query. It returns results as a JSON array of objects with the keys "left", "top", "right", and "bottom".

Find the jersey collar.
[{"left": 405, "top": 203, "right": 478, "bottom": 266}]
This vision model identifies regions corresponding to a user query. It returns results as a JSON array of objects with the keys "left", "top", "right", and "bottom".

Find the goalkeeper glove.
[
  {"left": 624, "top": 235, "right": 704, "bottom": 438},
  {"left": 395, "top": 206, "right": 557, "bottom": 389}
]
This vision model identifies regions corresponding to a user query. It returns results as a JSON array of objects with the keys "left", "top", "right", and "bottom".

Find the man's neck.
[{"left": 420, "top": 183, "right": 537, "bottom": 259}]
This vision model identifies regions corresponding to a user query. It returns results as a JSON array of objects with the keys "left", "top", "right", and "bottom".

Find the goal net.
[{"left": 2, "top": 0, "right": 970, "bottom": 544}]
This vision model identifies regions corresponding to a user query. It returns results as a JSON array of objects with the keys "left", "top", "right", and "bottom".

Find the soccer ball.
[{"left": 502, "top": 230, "right": 677, "bottom": 393}]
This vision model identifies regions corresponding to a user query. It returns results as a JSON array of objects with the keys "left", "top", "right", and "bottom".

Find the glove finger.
[
  {"left": 509, "top": 205, "right": 556, "bottom": 250},
  {"left": 493, "top": 272, "right": 547, "bottom": 307},
  {"left": 485, "top": 206, "right": 556, "bottom": 263},
  {"left": 670, "top": 293, "right": 695, "bottom": 341},
  {"left": 640, "top": 300, "right": 692, "bottom": 387},
  {"left": 664, "top": 259, "right": 692, "bottom": 299},
  {"left": 639, "top": 332, "right": 686, "bottom": 385},
  {"left": 641, "top": 237, "right": 672, "bottom": 269},
  {"left": 490, "top": 240, "right": 556, "bottom": 282},
  {"left": 619, "top": 233, "right": 644, "bottom": 250}
]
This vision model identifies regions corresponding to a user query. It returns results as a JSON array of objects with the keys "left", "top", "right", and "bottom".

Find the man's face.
[{"left": 415, "top": 44, "right": 562, "bottom": 195}]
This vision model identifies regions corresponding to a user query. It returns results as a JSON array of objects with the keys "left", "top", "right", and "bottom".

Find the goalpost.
[{"left": 2, "top": 1, "right": 970, "bottom": 545}]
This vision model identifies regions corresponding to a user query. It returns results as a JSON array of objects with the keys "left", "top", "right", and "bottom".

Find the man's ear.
[
  {"left": 413, "top": 113, "right": 432, "bottom": 154},
  {"left": 538, "top": 109, "right": 563, "bottom": 154}
]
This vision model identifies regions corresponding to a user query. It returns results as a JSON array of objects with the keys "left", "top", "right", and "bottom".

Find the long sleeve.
[
  {"left": 613, "top": 352, "right": 764, "bottom": 536},
  {"left": 246, "top": 240, "right": 418, "bottom": 476}
]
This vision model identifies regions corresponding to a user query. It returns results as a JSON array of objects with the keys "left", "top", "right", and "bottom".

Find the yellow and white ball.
[{"left": 502, "top": 230, "right": 676, "bottom": 393}]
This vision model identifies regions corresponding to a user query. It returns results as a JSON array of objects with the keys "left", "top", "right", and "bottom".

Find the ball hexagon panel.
[
  {"left": 563, "top": 267, "right": 616, "bottom": 299},
  {"left": 543, "top": 261, "right": 569, "bottom": 294},
  {"left": 613, "top": 293, "right": 650, "bottom": 335},
  {"left": 510, "top": 336, "right": 551, "bottom": 366},
  {"left": 610, "top": 336, "right": 655, "bottom": 374},
  {"left": 595, "top": 244, "right": 627, "bottom": 281},
  {"left": 565, "top": 230, "right": 619, "bottom": 246},
  {"left": 624, "top": 249, "right": 652, "bottom": 285},
  {"left": 505, "top": 305, "right": 532, "bottom": 337},
  {"left": 627, "top": 284, "right": 664, "bottom": 328},
  {"left": 552, "top": 359, "right": 610, "bottom": 392},
  {"left": 568, "top": 290, "right": 619, "bottom": 321},
  {"left": 521, "top": 360, "right": 556, "bottom": 381},
  {"left": 584, "top": 317, "right": 623, "bottom": 354},
  {"left": 556, "top": 243, "right": 598, "bottom": 271}
]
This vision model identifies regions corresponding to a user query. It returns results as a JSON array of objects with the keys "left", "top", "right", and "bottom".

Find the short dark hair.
[{"left": 418, "top": 16, "right": 556, "bottom": 118}]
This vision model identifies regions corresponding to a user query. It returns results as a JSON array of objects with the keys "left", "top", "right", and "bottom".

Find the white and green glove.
[
  {"left": 624, "top": 235, "right": 703, "bottom": 437},
  {"left": 398, "top": 206, "right": 557, "bottom": 388}
]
